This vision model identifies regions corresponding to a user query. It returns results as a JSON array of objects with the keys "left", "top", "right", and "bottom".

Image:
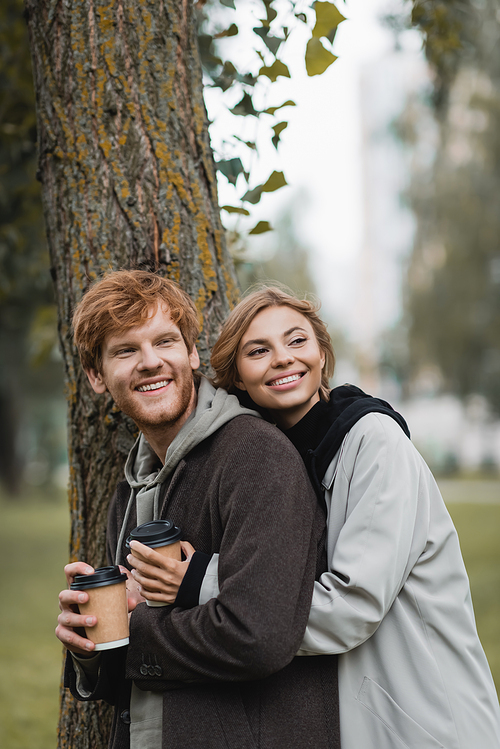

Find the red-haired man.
[{"left": 56, "top": 270, "right": 339, "bottom": 749}]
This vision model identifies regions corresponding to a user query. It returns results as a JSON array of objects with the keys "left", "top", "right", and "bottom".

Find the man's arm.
[{"left": 126, "top": 423, "right": 325, "bottom": 688}]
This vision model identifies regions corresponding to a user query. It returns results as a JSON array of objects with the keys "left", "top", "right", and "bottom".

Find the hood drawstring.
[
  {"left": 114, "top": 378, "right": 262, "bottom": 566},
  {"left": 114, "top": 486, "right": 136, "bottom": 566},
  {"left": 153, "top": 484, "right": 161, "bottom": 522}
]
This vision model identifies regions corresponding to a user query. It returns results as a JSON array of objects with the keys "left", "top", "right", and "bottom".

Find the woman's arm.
[
  {"left": 298, "top": 413, "right": 428, "bottom": 654},
  {"left": 195, "top": 415, "right": 429, "bottom": 654}
]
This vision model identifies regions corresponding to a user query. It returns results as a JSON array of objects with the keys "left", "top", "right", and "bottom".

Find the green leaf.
[
  {"left": 258, "top": 59, "right": 291, "bottom": 82},
  {"left": 197, "top": 35, "right": 223, "bottom": 73},
  {"left": 272, "top": 121, "right": 288, "bottom": 149},
  {"left": 214, "top": 24, "right": 239, "bottom": 39},
  {"left": 312, "top": 2, "right": 346, "bottom": 39},
  {"left": 305, "top": 38, "right": 337, "bottom": 76},
  {"left": 261, "top": 170, "right": 287, "bottom": 192},
  {"left": 264, "top": 100, "right": 296, "bottom": 115},
  {"left": 221, "top": 205, "right": 250, "bottom": 215},
  {"left": 236, "top": 72, "right": 257, "bottom": 86},
  {"left": 259, "top": 0, "right": 278, "bottom": 28},
  {"left": 242, "top": 171, "right": 287, "bottom": 205},
  {"left": 230, "top": 93, "right": 258, "bottom": 117},
  {"left": 212, "top": 61, "right": 237, "bottom": 92},
  {"left": 253, "top": 27, "right": 284, "bottom": 56},
  {"left": 216, "top": 158, "right": 244, "bottom": 185},
  {"left": 242, "top": 186, "right": 264, "bottom": 204},
  {"left": 249, "top": 221, "right": 273, "bottom": 235},
  {"left": 234, "top": 136, "right": 257, "bottom": 150}
]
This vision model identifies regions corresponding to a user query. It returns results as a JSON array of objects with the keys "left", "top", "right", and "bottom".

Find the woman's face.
[{"left": 236, "top": 305, "right": 325, "bottom": 429}]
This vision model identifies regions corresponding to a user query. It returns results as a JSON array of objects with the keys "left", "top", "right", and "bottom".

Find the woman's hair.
[
  {"left": 211, "top": 284, "right": 335, "bottom": 401},
  {"left": 73, "top": 270, "right": 200, "bottom": 373}
]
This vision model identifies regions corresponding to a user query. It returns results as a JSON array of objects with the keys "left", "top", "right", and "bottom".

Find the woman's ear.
[{"left": 234, "top": 371, "right": 247, "bottom": 391}]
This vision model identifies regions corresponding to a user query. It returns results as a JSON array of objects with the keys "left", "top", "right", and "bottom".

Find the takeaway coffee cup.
[
  {"left": 70, "top": 566, "right": 129, "bottom": 650},
  {"left": 126, "top": 520, "right": 182, "bottom": 607}
]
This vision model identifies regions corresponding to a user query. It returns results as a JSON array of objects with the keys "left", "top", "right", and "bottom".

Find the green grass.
[
  {"left": 439, "top": 481, "right": 500, "bottom": 692},
  {"left": 0, "top": 490, "right": 68, "bottom": 749},
  {"left": 0, "top": 481, "right": 498, "bottom": 748}
]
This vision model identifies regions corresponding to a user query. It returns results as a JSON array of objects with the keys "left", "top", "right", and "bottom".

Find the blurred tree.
[
  {"left": 233, "top": 192, "right": 318, "bottom": 294},
  {"left": 405, "top": 0, "right": 500, "bottom": 413},
  {"left": 0, "top": 0, "right": 63, "bottom": 496}
]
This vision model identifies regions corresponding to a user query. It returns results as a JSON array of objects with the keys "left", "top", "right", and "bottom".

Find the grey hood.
[{"left": 114, "top": 377, "right": 260, "bottom": 563}]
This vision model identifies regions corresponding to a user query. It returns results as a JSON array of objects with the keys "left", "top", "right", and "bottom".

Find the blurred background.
[{"left": 1, "top": 0, "right": 499, "bottom": 746}]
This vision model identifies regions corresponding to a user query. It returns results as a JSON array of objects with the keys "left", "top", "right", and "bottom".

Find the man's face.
[{"left": 85, "top": 304, "right": 200, "bottom": 435}]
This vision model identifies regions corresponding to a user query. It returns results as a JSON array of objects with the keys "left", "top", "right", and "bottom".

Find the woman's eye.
[
  {"left": 248, "top": 347, "right": 267, "bottom": 357},
  {"left": 291, "top": 337, "right": 307, "bottom": 345}
]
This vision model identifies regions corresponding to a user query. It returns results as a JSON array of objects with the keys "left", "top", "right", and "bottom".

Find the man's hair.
[
  {"left": 73, "top": 270, "right": 200, "bottom": 373},
  {"left": 210, "top": 284, "right": 335, "bottom": 401}
]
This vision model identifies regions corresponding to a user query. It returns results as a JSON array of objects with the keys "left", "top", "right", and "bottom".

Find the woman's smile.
[{"left": 266, "top": 371, "right": 306, "bottom": 388}]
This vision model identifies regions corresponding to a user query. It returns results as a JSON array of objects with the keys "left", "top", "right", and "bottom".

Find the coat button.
[
  {"left": 154, "top": 665, "right": 163, "bottom": 677},
  {"left": 140, "top": 665, "right": 148, "bottom": 676},
  {"left": 120, "top": 710, "right": 131, "bottom": 725}
]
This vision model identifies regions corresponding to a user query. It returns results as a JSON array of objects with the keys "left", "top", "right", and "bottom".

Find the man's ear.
[
  {"left": 189, "top": 345, "right": 200, "bottom": 371},
  {"left": 85, "top": 368, "right": 107, "bottom": 394}
]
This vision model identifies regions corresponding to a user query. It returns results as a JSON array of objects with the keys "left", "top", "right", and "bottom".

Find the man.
[{"left": 56, "top": 270, "right": 339, "bottom": 749}]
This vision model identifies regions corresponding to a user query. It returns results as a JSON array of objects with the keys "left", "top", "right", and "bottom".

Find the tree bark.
[{"left": 24, "top": 0, "right": 238, "bottom": 746}]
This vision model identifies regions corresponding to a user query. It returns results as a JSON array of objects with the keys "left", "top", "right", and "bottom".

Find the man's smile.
[{"left": 136, "top": 380, "right": 170, "bottom": 393}]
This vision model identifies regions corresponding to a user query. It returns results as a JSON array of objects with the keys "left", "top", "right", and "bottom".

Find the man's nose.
[{"left": 137, "top": 344, "right": 163, "bottom": 370}]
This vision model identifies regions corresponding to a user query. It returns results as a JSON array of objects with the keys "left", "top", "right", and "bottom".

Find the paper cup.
[
  {"left": 126, "top": 520, "right": 182, "bottom": 607},
  {"left": 71, "top": 566, "right": 129, "bottom": 649}
]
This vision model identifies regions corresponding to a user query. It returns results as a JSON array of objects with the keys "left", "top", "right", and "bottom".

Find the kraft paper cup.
[
  {"left": 126, "top": 520, "right": 182, "bottom": 607},
  {"left": 71, "top": 566, "right": 129, "bottom": 649}
]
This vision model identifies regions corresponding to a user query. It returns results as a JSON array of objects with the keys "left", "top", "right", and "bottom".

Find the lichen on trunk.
[{"left": 25, "top": 0, "right": 238, "bottom": 746}]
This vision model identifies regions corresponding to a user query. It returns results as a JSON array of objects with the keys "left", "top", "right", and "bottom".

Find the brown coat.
[{"left": 65, "top": 415, "right": 339, "bottom": 749}]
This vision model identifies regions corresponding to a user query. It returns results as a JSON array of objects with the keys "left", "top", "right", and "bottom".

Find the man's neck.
[{"left": 139, "top": 396, "right": 198, "bottom": 464}]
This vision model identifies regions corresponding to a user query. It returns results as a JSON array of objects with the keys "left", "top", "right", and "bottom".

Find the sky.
[{"left": 205, "top": 0, "right": 428, "bottom": 343}]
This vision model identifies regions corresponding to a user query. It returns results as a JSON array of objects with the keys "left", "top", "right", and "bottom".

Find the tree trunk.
[{"left": 24, "top": 0, "right": 238, "bottom": 746}]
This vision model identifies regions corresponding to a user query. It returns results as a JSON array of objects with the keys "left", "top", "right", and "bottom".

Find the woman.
[{"left": 130, "top": 285, "right": 500, "bottom": 749}]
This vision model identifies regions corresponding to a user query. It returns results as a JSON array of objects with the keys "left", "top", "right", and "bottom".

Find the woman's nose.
[
  {"left": 137, "top": 344, "right": 163, "bottom": 370},
  {"left": 272, "top": 346, "right": 294, "bottom": 367}
]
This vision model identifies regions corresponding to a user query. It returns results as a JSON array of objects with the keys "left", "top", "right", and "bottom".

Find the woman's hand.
[
  {"left": 118, "top": 565, "right": 146, "bottom": 615},
  {"left": 127, "top": 540, "right": 196, "bottom": 605}
]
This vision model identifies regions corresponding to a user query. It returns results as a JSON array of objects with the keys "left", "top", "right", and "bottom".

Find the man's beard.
[{"left": 111, "top": 373, "right": 196, "bottom": 433}]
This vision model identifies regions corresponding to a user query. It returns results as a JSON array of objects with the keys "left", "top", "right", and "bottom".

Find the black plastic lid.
[
  {"left": 70, "top": 565, "right": 127, "bottom": 590},
  {"left": 126, "top": 520, "right": 182, "bottom": 549}
]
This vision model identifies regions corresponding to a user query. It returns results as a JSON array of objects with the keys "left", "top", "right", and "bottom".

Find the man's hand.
[
  {"left": 56, "top": 562, "right": 96, "bottom": 655},
  {"left": 127, "top": 540, "right": 196, "bottom": 605}
]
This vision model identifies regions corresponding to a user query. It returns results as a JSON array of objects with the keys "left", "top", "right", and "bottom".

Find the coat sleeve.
[
  {"left": 298, "top": 413, "right": 428, "bottom": 655},
  {"left": 126, "top": 424, "right": 325, "bottom": 688}
]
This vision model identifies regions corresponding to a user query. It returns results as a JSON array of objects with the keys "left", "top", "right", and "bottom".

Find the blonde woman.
[{"left": 133, "top": 285, "right": 500, "bottom": 749}]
